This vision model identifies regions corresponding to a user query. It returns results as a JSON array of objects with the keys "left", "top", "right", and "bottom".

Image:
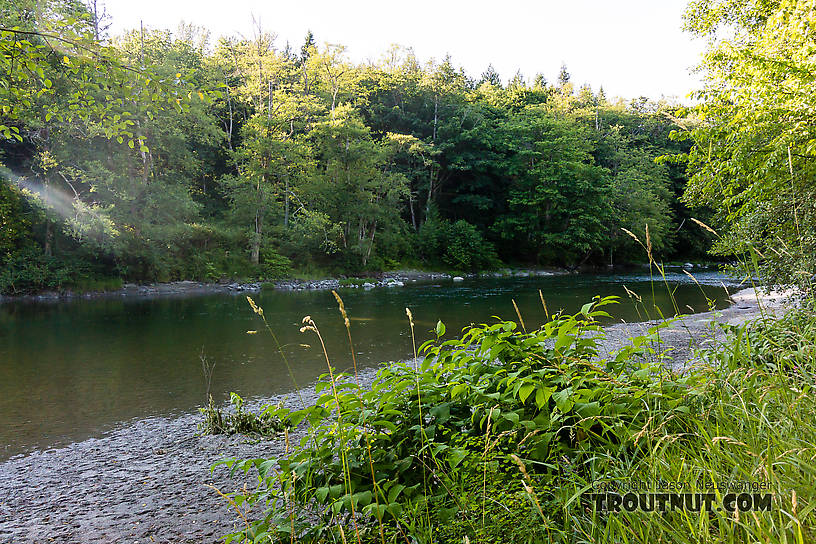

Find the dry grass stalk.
[
  {"left": 623, "top": 285, "right": 642, "bottom": 303},
  {"left": 512, "top": 298, "right": 527, "bottom": 333},
  {"left": 509, "top": 454, "right": 546, "bottom": 521},
  {"left": 690, "top": 217, "right": 719, "bottom": 237},
  {"left": 332, "top": 290, "right": 359, "bottom": 384},
  {"left": 539, "top": 289, "right": 550, "bottom": 320}
]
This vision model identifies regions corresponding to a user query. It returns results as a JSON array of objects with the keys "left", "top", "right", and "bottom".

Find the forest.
[{"left": 0, "top": 0, "right": 712, "bottom": 295}]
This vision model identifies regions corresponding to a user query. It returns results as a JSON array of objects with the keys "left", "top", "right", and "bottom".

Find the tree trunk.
[
  {"left": 425, "top": 95, "right": 439, "bottom": 220},
  {"left": 225, "top": 76, "right": 234, "bottom": 151},
  {"left": 252, "top": 171, "right": 265, "bottom": 265},
  {"left": 44, "top": 220, "right": 53, "bottom": 257},
  {"left": 409, "top": 192, "right": 416, "bottom": 230},
  {"left": 43, "top": 177, "right": 53, "bottom": 256},
  {"left": 426, "top": 168, "right": 434, "bottom": 218},
  {"left": 91, "top": 0, "right": 100, "bottom": 40},
  {"left": 284, "top": 175, "right": 290, "bottom": 228},
  {"left": 135, "top": 119, "right": 152, "bottom": 183},
  {"left": 432, "top": 94, "right": 438, "bottom": 142},
  {"left": 251, "top": 209, "right": 262, "bottom": 265},
  {"left": 363, "top": 222, "right": 377, "bottom": 266},
  {"left": 303, "top": 64, "right": 309, "bottom": 95},
  {"left": 268, "top": 79, "right": 273, "bottom": 121}
]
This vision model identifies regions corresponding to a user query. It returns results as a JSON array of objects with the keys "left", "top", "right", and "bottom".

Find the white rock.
[{"left": 452, "top": 276, "right": 464, "bottom": 282}]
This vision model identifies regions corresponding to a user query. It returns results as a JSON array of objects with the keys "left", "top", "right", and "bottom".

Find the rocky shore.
[
  {"left": 0, "top": 268, "right": 565, "bottom": 303},
  {"left": 0, "top": 371, "right": 380, "bottom": 544},
  {"left": 0, "top": 287, "right": 795, "bottom": 544}
]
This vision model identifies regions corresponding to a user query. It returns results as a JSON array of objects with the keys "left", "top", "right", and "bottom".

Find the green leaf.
[
  {"left": 576, "top": 401, "right": 600, "bottom": 418},
  {"left": 387, "top": 502, "right": 403, "bottom": 517},
  {"left": 450, "top": 383, "right": 467, "bottom": 398},
  {"left": 447, "top": 448, "right": 468, "bottom": 469},
  {"left": 315, "top": 487, "right": 330, "bottom": 502},
  {"left": 387, "top": 484, "right": 405, "bottom": 504},
  {"left": 329, "top": 484, "right": 343, "bottom": 499},
  {"left": 553, "top": 388, "right": 574, "bottom": 413},
  {"left": 535, "top": 386, "right": 552, "bottom": 409},
  {"left": 353, "top": 490, "right": 372, "bottom": 507},
  {"left": 518, "top": 383, "right": 535, "bottom": 403},
  {"left": 503, "top": 411, "right": 520, "bottom": 425},
  {"left": 555, "top": 329, "right": 573, "bottom": 351}
]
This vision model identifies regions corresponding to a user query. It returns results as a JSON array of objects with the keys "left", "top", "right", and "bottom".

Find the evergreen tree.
[
  {"left": 300, "top": 30, "right": 315, "bottom": 64},
  {"left": 480, "top": 63, "right": 502, "bottom": 87},
  {"left": 558, "top": 63, "right": 571, "bottom": 86}
]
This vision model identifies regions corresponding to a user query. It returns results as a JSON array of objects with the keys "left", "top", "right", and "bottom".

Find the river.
[{"left": 0, "top": 270, "right": 738, "bottom": 459}]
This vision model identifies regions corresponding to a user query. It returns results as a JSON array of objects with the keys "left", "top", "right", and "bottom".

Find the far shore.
[
  {"left": 0, "top": 262, "right": 724, "bottom": 304},
  {"left": 0, "top": 267, "right": 571, "bottom": 304}
]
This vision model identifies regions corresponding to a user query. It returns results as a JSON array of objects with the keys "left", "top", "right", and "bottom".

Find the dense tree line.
[
  {"left": 0, "top": 0, "right": 709, "bottom": 294},
  {"left": 677, "top": 0, "right": 816, "bottom": 287}
]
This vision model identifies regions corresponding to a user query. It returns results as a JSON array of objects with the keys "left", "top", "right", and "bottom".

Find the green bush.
[
  {"left": 218, "top": 297, "right": 692, "bottom": 542},
  {"left": 199, "top": 392, "right": 287, "bottom": 436},
  {"left": 443, "top": 219, "right": 501, "bottom": 271},
  {"left": 418, "top": 213, "right": 500, "bottom": 272},
  {"left": 0, "top": 248, "right": 100, "bottom": 295},
  {"left": 0, "top": 182, "right": 30, "bottom": 259},
  {"left": 259, "top": 245, "right": 293, "bottom": 280},
  {"left": 704, "top": 305, "right": 816, "bottom": 380}
]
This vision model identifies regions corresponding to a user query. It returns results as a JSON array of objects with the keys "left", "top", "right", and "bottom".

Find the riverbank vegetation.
[
  {"left": 199, "top": 392, "right": 287, "bottom": 437},
  {"left": 1, "top": 0, "right": 713, "bottom": 295},
  {"left": 219, "top": 289, "right": 813, "bottom": 544}
]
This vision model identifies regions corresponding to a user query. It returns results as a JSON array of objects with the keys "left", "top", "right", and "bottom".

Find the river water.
[{"left": 0, "top": 270, "right": 738, "bottom": 459}]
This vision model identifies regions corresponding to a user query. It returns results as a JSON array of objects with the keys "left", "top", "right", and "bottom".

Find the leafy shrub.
[
  {"left": 559, "top": 312, "right": 816, "bottom": 544},
  {"left": 199, "top": 392, "right": 287, "bottom": 436},
  {"left": 418, "top": 213, "right": 500, "bottom": 271},
  {"left": 219, "top": 297, "right": 692, "bottom": 542},
  {"left": 443, "top": 219, "right": 500, "bottom": 271},
  {"left": 259, "top": 247, "right": 292, "bottom": 280},
  {"left": 0, "top": 181, "right": 29, "bottom": 259},
  {"left": 0, "top": 248, "right": 109, "bottom": 295}
]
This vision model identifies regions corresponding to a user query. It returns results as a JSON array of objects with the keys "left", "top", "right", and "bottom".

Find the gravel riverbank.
[
  {"left": 0, "top": 369, "right": 379, "bottom": 544},
  {"left": 0, "top": 287, "right": 796, "bottom": 544}
]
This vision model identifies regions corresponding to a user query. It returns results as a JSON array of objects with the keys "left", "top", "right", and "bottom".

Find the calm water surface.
[{"left": 0, "top": 271, "right": 738, "bottom": 459}]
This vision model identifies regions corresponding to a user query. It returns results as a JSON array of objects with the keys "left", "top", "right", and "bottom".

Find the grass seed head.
[
  {"left": 690, "top": 217, "right": 719, "bottom": 237},
  {"left": 332, "top": 290, "right": 351, "bottom": 328},
  {"left": 246, "top": 296, "right": 263, "bottom": 316},
  {"left": 621, "top": 227, "right": 644, "bottom": 248}
]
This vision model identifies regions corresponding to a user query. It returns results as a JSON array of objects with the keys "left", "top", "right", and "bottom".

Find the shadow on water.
[{"left": 0, "top": 271, "right": 738, "bottom": 459}]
